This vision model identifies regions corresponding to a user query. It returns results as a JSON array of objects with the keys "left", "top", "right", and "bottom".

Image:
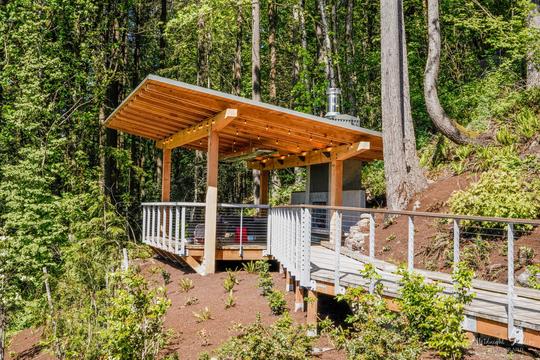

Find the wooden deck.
[{"left": 308, "top": 245, "right": 540, "bottom": 345}]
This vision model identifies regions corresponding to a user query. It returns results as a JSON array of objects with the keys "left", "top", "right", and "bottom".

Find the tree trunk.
[
  {"left": 197, "top": 10, "right": 209, "bottom": 88},
  {"left": 527, "top": 0, "right": 540, "bottom": 88},
  {"left": 232, "top": 2, "right": 243, "bottom": 96},
  {"left": 381, "top": 0, "right": 427, "bottom": 210},
  {"left": 252, "top": 0, "right": 261, "bottom": 204},
  {"left": 268, "top": 0, "right": 277, "bottom": 103},
  {"left": 159, "top": 0, "right": 167, "bottom": 65},
  {"left": 345, "top": 0, "right": 356, "bottom": 115},
  {"left": 0, "top": 307, "right": 5, "bottom": 360},
  {"left": 317, "top": 0, "right": 336, "bottom": 88},
  {"left": 424, "top": 0, "right": 482, "bottom": 145}
]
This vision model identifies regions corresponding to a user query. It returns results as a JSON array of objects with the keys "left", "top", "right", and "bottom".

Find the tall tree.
[
  {"left": 345, "top": 0, "right": 356, "bottom": 115},
  {"left": 252, "top": 0, "right": 261, "bottom": 204},
  {"left": 233, "top": 1, "right": 243, "bottom": 96},
  {"left": 528, "top": 0, "right": 540, "bottom": 88},
  {"left": 424, "top": 0, "right": 483, "bottom": 145},
  {"left": 380, "top": 0, "right": 427, "bottom": 210},
  {"left": 317, "top": 0, "right": 336, "bottom": 88},
  {"left": 268, "top": 0, "right": 277, "bottom": 103}
]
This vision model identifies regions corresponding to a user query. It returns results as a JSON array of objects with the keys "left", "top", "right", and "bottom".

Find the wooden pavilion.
[{"left": 105, "top": 75, "right": 383, "bottom": 274}]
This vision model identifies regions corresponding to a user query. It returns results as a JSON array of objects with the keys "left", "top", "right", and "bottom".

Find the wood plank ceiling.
[{"left": 105, "top": 75, "right": 383, "bottom": 165}]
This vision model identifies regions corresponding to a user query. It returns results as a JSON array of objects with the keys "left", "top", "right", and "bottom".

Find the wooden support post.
[
  {"left": 161, "top": 148, "right": 172, "bottom": 201},
  {"left": 329, "top": 160, "right": 343, "bottom": 244},
  {"left": 260, "top": 170, "right": 269, "bottom": 205},
  {"left": 285, "top": 270, "right": 294, "bottom": 292},
  {"left": 307, "top": 290, "right": 318, "bottom": 336},
  {"left": 294, "top": 280, "right": 305, "bottom": 312},
  {"left": 203, "top": 130, "right": 219, "bottom": 275}
]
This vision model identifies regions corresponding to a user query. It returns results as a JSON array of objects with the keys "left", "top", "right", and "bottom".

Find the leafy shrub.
[
  {"left": 161, "top": 269, "right": 171, "bottom": 285},
  {"left": 223, "top": 270, "right": 238, "bottom": 293},
  {"left": 398, "top": 263, "right": 475, "bottom": 359},
  {"left": 225, "top": 291, "right": 236, "bottom": 309},
  {"left": 211, "top": 313, "right": 315, "bottom": 359},
  {"left": 255, "top": 260, "right": 271, "bottom": 274},
  {"left": 258, "top": 273, "right": 274, "bottom": 296},
  {"left": 496, "top": 126, "right": 518, "bottom": 145},
  {"left": 267, "top": 290, "right": 287, "bottom": 315},
  {"left": 331, "top": 264, "right": 423, "bottom": 360},
  {"left": 448, "top": 169, "right": 540, "bottom": 230},
  {"left": 361, "top": 160, "right": 385, "bottom": 204},
  {"left": 527, "top": 264, "right": 540, "bottom": 290},
  {"left": 515, "top": 108, "right": 540, "bottom": 140}
]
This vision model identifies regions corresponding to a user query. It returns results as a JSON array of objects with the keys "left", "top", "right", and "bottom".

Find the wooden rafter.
[
  {"left": 248, "top": 141, "right": 370, "bottom": 170},
  {"left": 156, "top": 108, "right": 237, "bottom": 149}
]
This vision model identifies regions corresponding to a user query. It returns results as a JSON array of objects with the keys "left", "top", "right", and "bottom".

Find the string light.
[
  {"left": 309, "top": 134, "right": 313, "bottom": 141},
  {"left": 257, "top": 135, "right": 260, "bottom": 140},
  {"left": 288, "top": 129, "right": 291, "bottom": 135},
  {"left": 265, "top": 125, "right": 269, "bottom": 131}
]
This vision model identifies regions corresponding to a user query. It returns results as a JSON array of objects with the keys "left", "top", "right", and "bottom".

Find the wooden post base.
[
  {"left": 294, "top": 281, "right": 305, "bottom": 312},
  {"left": 285, "top": 270, "right": 294, "bottom": 292}
]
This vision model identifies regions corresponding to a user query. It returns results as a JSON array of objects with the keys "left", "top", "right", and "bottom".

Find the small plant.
[
  {"left": 225, "top": 291, "right": 236, "bottom": 309},
  {"left": 518, "top": 246, "right": 535, "bottom": 267},
  {"left": 211, "top": 313, "right": 314, "bottom": 359},
  {"left": 515, "top": 108, "right": 540, "bottom": 140},
  {"left": 267, "top": 290, "right": 287, "bottom": 315},
  {"left": 496, "top": 126, "right": 518, "bottom": 145},
  {"left": 223, "top": 269, "right": 239, "bottom": 292},
  {"left": 386, "top": 233, "right": 396, "bottom": 242},
  {"left": 258, "top": 272, "right": 274, "bottom": 296},
  {"left": 161, "top": 269, "right": 171, "bottom": 285},
  {"left": 197, "top": 329, "right": 210, "bottom": 347},
  {"left": 255, "top": 260, "right": 270, "bottom": 274},
  {"left": 179, "top": 277, "right": 194, "bottom": 293},
  {"left": 193, "top": 307, "right": 213, "bottom": 323},
  {"left": 242, "top": 261, "right": 258, "bottom": 273},
  {"left": 382, "top": 245, "right": 391, "bottom": 252},
  {"left": 184, "top": 296, "right": 199, "bottom": 306},
  {"left": 527, "top": 264, "right": 540, "bottom": 289}
]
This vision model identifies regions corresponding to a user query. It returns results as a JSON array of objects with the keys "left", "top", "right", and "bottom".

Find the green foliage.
[
  {"left": 361, "top": 160, "right": 385, "bottom": 204},
  {"left": 211, "top": 313, "right": 315, "bottom": 360},
  {"left": 331, "top": 264, "right": 422, "bottom": 360},
  {"left": 527, "top": 264, "right": 540, "bottom": 290},
  {"left": 398, "top": 264, "right": 475, "bottom": 359},
  {"left": 179, "top": 278, "right": 195, "bottom": 293},
  {"left": 242, "top": 261, "right": 258, "bottom": 274},
  {"left": 257, "top": 273, "right": 274, "bottom": 297},
  {"left": 267, "top": 290, "right": 287, "bottom": 315},
  {"left": 225, "top": 291, "right": 236, "bottom": 309},
  {"left": 223, "top": 269, "right": 239, "bottom": 293},
  {"left": 50, "top": 269, "right": 170, "bottom": 359},
  {"left": 448, "top": 169, "right": 540, "bottom": 229},
  {"left": 193, "top": 307, "right": 213, "bottom": 323},
  {"left": 161, "top": 269, "right": 172, "bottom": 285}
]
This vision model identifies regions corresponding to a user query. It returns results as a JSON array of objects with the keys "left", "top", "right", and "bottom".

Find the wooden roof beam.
[
  {"left": 248, "top": 141, "right": 370, "bottom": 170},
  {"left": 156, "top": 108, "right": 237, "bottom": 149}
]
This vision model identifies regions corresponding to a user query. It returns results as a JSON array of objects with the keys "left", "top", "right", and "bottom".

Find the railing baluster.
[
  {"left": 369, "top": 213, "right": 375, "bottom": 259},
  {"left": 301, "top": 207, "right": 312, "bottom": 288},
  {"left": 157, "top": 205, "right": 162, "bottom": 249},
  {"left": 142, "top": 206, "right": 147, "bottom": 244},
  {"left": 334, "top": 210, "right": 342, "bottom": 295},
  {"left": 407, "top": 215, "right": 414, "bottom": 272},
  {"left": 181, "top": 206, "right": 186, "bottom": 255},
  {"left": 175, "top": 206, "right": 180, "bottom": 254},
  {"left": 453, "top": 219, "right": 460, "bottom": 272},
  {"left": 507, "top": 222, "right": 516, "bottom": 341},
  {"left": 152, "top": 206, "right": 157, "bottom": 246},
  {"left": 239, "top": 206, "right": 244, "bottom": 257},
  {"left": 168, "top": 206, "right": 173, "bottom": 251}
]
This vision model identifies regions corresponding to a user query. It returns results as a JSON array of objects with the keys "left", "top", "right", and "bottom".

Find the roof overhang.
[{"left": 105, "top": 75, "right": 383, "bottom": 167}]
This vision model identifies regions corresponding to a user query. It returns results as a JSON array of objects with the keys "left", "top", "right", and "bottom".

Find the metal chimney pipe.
[{"left": 325, "top": 87, "right": 341, "bottom": 118}]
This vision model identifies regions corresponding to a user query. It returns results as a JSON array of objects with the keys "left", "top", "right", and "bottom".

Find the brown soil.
[
  {"left": 371, "top": 173, "right": 540, "bottom": 283},
  {"left": 7, "top": 256, "right": 540, "bottom": 359}
]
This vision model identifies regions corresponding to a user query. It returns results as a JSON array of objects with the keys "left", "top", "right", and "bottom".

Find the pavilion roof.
[{"left": 105, "top": 75, "right": 383, "bottom": 169}]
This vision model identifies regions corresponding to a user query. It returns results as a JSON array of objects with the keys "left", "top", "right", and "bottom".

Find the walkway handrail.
[
  {"left": 268, "top": 204, "right": 540, "bottom": 344},
  {"left": 273, "top": 204, "right": 540, "bottom": 226}
]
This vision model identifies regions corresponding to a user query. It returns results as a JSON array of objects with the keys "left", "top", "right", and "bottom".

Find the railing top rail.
[
  {"left": 141, "top": 201, "right": 270, "bottom": 209},
  {"left": 272, "top": 204, "right": 540, "bottom": 226}
]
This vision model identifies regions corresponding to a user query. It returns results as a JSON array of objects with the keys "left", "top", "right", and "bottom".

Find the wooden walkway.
[{"left": 309, "top": 245, "right": 540, "bottom": 342}]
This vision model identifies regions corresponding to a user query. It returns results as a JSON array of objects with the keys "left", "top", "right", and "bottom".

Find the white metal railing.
[
  {"left": 268, "top": 204, "right": 540, "bottom": 344},
  {"left": 142, "top": 202, "right": 270, "bottom": 257}
]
